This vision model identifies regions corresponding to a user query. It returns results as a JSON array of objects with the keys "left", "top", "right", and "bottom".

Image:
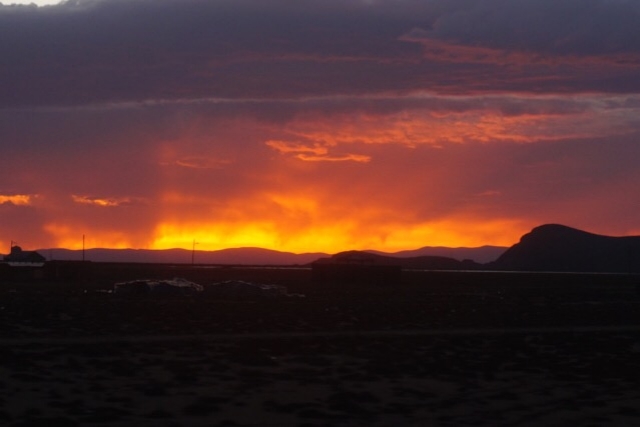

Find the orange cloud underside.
[
  {"left": 22, "top": 100, "right": 628, "bottom": 253},
  {"left": 270, "top": 107, "right": 615, "bottom": 156},
  {"left": 39, "top": 109, "right": 564, "bottom": 252},
  {"left": 0, "top": 195, "right": 33, "bottom": 206}
]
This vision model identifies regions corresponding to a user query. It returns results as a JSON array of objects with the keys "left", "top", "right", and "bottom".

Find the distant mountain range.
[
  {"left": 27, "top": 224, "right": 640, "bottom": 273},
  {"left": 35, "top": 244, "right": 506, "bottom": 265},
  {"left": 315, "top": 250, "right": 483, "bottom": 270},
  {"left": 311, "top": 224, "right": 640, "bottom": 273},
  {"left": 37, "top": 247, "right": 327, "bottom": 265},
  {"left": 366, "top": 246, "right": 506, "bottom": 264}
]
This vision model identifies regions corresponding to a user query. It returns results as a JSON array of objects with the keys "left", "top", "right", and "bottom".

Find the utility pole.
[
  {"left": 82, "top": 234, "right": 85, "bottom": 262},
  {"left": 192, "top": 239, "right": 198, "bottom": 265}
]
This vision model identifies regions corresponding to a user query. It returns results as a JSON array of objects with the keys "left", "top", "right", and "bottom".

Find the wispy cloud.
[
  {"left": 71, "top": 195, "right": 142, "bottom": 207},
  {"left": 0, "top": 194, "right": 33, "bottom": 205},
  {"left": 171, "top": 156, "right": 231, "bottom": 170},
  {"left": 296, "top": 153, "right": 371, "bottom": 163},
  {"left": 265, "top": 140, "right": 328, "bottom": 156},
  {"left": 266, "top": 140, "right": 370, "bottom": 162}
]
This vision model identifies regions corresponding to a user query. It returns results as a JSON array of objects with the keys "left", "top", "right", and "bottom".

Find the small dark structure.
[
  {"left": 3, "top": 245, "right": 46, "bottom": 266},
  {"left": 0, "top": 246, "right": 46, "bottom": 281},
  {"left": 312, "top": 263, "right": 401, "bottom": 285},
  {"left": 312, "top": 252, "right": 402, "bottom": 285}
]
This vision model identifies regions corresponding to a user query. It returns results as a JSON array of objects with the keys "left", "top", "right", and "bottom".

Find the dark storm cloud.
[
  {"left": 1, "top": 0, "right": 639, "bottom": 108},
  {"left": 425, "top": 0, "right": 640, "bottom": 57},
  {"left": 0, "top": 0, "right": 423, "bottom": 106}
]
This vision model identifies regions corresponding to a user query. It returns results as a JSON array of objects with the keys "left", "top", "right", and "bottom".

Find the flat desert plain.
[{"left": 1, "top": 266, "right": 640, "bottom": 426}]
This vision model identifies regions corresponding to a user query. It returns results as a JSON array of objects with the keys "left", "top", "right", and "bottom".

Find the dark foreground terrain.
[{"left": 1, "top": 265, "right": 640, "bottom": 426}]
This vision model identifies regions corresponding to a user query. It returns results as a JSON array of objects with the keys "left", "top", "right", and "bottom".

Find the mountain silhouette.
[
  {"left": 29, "top": 225, "right": 640, "bottom": 272},
  {"left": 38, "top": 247, "right": 326, "bottom": 265},
  {"left": 35, "top": 245, "right": 502, "bottom": 265},
  {"left": 490, "top": 224, "right": 640, "bottom": 273},
  {"left": 366, "top": 245, "right": 506, "bottom": 264},
  {"left": 316, "top": 250, "right": 481, "bottom": 270}
]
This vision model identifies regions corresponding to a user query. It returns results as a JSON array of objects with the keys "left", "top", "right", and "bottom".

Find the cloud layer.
[{"left": 1, "top": 0, "right": 639, "bottom": 252}]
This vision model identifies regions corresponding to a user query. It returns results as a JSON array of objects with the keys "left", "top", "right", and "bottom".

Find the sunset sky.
[{"left": 1, "top": 0, "right": 639, "bottom": 253}]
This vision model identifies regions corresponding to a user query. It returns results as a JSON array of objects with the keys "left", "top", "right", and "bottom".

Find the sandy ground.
[
  {"left": 1, "top": 270, "right": 640, "bottom": 426},
  {"left": 2, "top": 329, "right": 640, "bottom": 426}
]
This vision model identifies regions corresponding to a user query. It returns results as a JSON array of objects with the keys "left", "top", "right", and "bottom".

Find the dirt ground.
[{"left": 1, "top": 267, "right": 640, "bottom": 426}]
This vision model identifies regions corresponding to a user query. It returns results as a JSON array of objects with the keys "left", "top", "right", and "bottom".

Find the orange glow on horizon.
[
  {"left": 44, "top": 223, "right": 135, "bottom": 250},
  {"left": 148, "top": 217, "right": 525, "bottom": 253},
  {"left": 37, "top": 188, "right": 530, "bottom": 252}
]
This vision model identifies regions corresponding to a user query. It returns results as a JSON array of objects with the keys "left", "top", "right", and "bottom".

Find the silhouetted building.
[{"left": 3, "top": 246, "right": 46, "bottom": 266}]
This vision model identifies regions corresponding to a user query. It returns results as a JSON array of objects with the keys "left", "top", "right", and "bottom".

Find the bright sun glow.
[{"left": 148, "top": 218, "right": 524, "bottom": 254}]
